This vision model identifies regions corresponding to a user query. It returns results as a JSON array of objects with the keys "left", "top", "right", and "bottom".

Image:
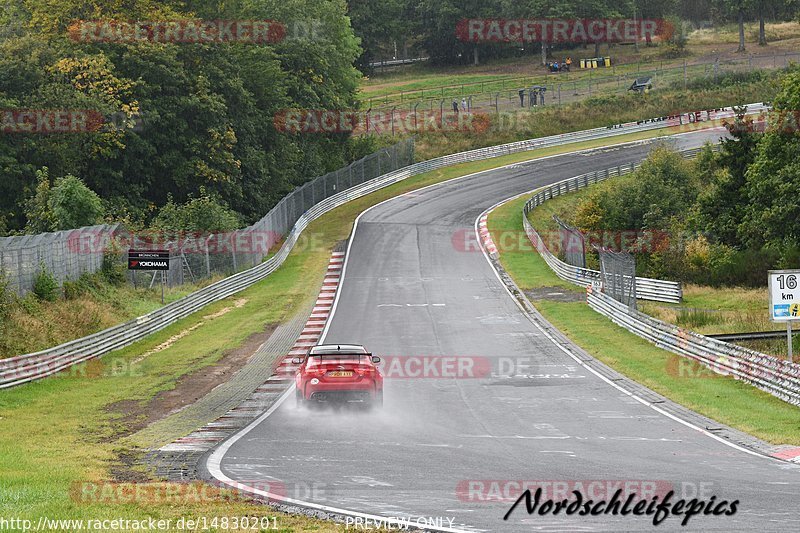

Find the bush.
[
  {"left": 577, "top": 148, "right": 695, "bottom": 232},
  {"left": 0, "top": 271, "right": 12, "bottom": 321},
  {"left": 62, "top": 273, "right": 98, "bottom": 300},
  {"left": 574, "top": 198, "right": 604, "bottom": 232},
  {"left": 23, "top": 169, "right": 106, "bottom": 233},
  {"left": 100, "top": 251, "right": 126, "bottom": 286},
  {"left": 661, "top": 17, "right": 689, "bottom": 58},
  {"left": 62, "top": 279, "right": 85, "bottom": 300},
  {"left": 32, "top": 265, "right": 59, "bottom": 302},
  {"left": 152, "top": 188, "right": 241, "bottom": 233},
  {"left": 684, "top": 235, "right": 712, "bottom": 280},
  {"left": 23, "top": 168, "right": 56, "bottom": 234},
  {"left": 719, "top": 247, "right": 780, "bottom": 288},
  {"left": 49, "top": 175, "right": 105, "bottom": 230},
  {"left": 776, "top": 240, "right": 800, "bottom": 270}
]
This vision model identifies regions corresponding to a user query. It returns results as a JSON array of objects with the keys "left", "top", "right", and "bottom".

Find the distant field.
[
  {"left": 690, "top": 21, "right": 800, "bottom": 44},
  {"left": 360, "top": 21, "right": 800, "bottom": 109}
]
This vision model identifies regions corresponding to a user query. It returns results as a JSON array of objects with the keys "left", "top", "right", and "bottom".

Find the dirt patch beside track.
[
  {"left": 106, "top": 323, "right": 276, "bottom": 440},
  {"left": 524, "top": 286, "right": 585, "bottom": 303}
]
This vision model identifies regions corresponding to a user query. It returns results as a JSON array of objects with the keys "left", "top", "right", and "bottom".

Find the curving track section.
[{"left": 206, "top": 130, "right": 800, "bottom": 532}]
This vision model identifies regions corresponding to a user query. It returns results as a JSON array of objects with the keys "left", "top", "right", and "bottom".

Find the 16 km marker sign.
[
  {"left": 768, "top": 269, "right": 800, "bottom": 363},
  {"left": 769, "top": 270, "right": 800, "bottom": 321}
]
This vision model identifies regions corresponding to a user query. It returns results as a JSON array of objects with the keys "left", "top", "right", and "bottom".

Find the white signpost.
[{"left": 768, "top": 270, "right": 800, "bottom": 362}]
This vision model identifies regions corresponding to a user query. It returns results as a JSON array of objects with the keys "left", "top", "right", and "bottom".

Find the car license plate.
[{"left": 327, "top": 371, "right": 353, "bottom": 377}]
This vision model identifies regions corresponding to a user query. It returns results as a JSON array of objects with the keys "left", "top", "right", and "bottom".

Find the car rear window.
[{"left": 309, "top": 346, "right": 367, "bottom": 355}]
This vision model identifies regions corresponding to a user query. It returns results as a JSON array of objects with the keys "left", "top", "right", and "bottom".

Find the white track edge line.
[
  {"left": 474, "top": 190, "right": 781, "bottom": 463},
  {"left": 205, "top": 128, "right": 734, "bottom": 529}
]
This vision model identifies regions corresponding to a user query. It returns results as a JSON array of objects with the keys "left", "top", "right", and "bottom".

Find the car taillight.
[
  {"left": 306, "top": 365, "right": 326, "bottom": 377},
  {"left": 355, "top": 366, "right": 372, "bottom": 376}
]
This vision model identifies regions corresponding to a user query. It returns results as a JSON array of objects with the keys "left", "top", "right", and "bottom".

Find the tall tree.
[
  {"left": 413, "top": 0, "right": 504, "bottom": 65},
  {"left": 0, "top": 0, "right": 370, "bottom": 232},
  {"left": 348, "top": 0, "right": 410, "bottom": 72},
  {"left": 738, "top": 68, "right": 800, "bottom": 249}
]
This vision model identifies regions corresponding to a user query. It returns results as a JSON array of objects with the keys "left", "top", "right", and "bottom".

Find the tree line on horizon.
[{"left": 349, "top": 0, "right": 800, "bottom": 68}]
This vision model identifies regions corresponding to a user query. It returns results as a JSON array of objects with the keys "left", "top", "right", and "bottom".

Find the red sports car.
[{"left": 293, "top": 344, "right": 384, "bottom": 408}]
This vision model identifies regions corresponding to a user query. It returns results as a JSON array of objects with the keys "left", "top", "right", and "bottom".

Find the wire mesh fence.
[
  {"left": 0, "top": 225, "right": 120, "bottom": 296},
  {"left": 0, "top": 139, "right": 415, "bottom": 295},
  {"left": 554, "top": 215, "right": 586, "bottom": 269},
  {"left": 128, "top": 138, "right": 415, "bottom": 288},
  {"left": 596, "top": 246, "right": 637, "bottom": 310}
]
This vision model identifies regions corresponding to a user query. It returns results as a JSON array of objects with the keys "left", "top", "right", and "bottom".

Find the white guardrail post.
[{"left": 0, "top": 103, "right": 769, "bottom": 388}]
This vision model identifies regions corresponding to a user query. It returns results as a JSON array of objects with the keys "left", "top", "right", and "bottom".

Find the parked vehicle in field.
[{"left": 293, "top": 344, "right": 383, "bottom": 408}]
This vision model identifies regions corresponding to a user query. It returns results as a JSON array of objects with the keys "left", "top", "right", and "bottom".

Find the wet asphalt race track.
[{"left": 209, "top": 130, "right": 800, "bottom": 532}]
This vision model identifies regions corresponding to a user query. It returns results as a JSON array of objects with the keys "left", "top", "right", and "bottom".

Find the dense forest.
[
  {"left": 0, "top": 0, "right": 376, "bottom": 235},
  {"left": 0, "top": 0, "right": 798, "bottom": 236}
]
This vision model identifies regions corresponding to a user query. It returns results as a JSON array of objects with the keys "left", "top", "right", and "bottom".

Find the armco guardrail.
[
  {"left": 588, "top": 289, "right": 800, "bottom": 406},
  {"left": 519, "top": 147, "right": 721, "bottom": 302},
  {"left": 708, "top": 330, "right": 787, "bottom": 342},
  {"left": 0, "top": 103, "right": 767, "bottom": 389}
]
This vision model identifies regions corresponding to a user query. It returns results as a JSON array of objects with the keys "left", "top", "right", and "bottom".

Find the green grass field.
[{"left": 489, "top": 189, "right": 800, "bottom": 445}]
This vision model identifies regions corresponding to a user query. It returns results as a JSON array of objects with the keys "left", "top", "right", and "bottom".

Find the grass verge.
[
  {"left": 489, "top": 193, "right": 800, "bottom": 445},
  {"left": 0, "top": 273, "right": 223, "bottom": 358},
  {"left": 0, "top": 122, "right": 713, "bottom": 530}
]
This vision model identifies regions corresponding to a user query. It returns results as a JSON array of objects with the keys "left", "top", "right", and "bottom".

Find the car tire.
[
  {"left": 296, "top": 387, "right": 305, "bottom": 407},
  {"left": 373, "top": 390, "right": 384, "bottom": 409}
]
